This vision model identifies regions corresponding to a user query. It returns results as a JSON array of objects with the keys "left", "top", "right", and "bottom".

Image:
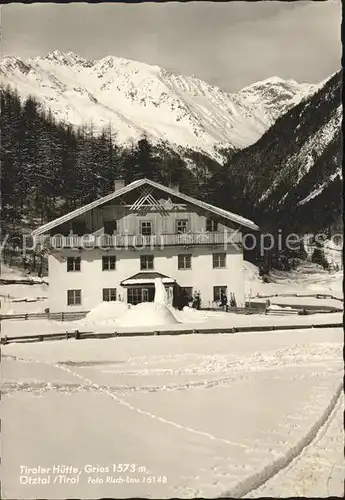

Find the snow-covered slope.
[
  {"left": 233, "top": 76, "right": 324, "bottom": 129},
  {"left": 223, "top": 71, "right": 342, "bottom": 233},
  {"left": 0, "top": 50, "right": 320, "bottom": 158}
]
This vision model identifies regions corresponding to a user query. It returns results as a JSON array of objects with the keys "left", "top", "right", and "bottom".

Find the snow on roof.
[
  {"left": 121, "top": 272, "right": 175, "bottom": 286},
  {"left": 32, "top": 178, "right": 259, "bottom": 236}
]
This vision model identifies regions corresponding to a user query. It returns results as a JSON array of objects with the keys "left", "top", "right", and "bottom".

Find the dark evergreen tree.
[{"left": 311, "top": 241, "right": 329, "bottom": 269}]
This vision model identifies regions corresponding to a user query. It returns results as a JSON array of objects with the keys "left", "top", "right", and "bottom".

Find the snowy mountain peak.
[
  {"left": 41, "top": 50, "right": 94, "bottom": 68},
  {"left": 0, "top": 50, "right": 325, "bottom": 159},
  {"left": 0, "top": 56, "right": 31, "bottom": 75}
]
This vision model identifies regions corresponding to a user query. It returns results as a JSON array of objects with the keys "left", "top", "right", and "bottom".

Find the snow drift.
[
  {"left": 117, "top": 302, "right": 178, "bottom": 328},
  {"left": 85, "top": 301, "right": 130, "bottom": 321}
]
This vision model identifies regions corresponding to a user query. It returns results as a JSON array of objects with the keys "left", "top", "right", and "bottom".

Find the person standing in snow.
[
  {"left": 220, "top": 291, "right": 228, "bottom": 310},
  {"left": 230, "top": 293, "right": 237, "bottom": 308},
  {"left": 193, "top": 290, "right": 201, "bottom": 310}
]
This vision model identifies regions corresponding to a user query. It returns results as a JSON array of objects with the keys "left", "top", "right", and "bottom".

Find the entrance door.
[{"left": 142, "top": 288, "right": 149, "bottom": 302}]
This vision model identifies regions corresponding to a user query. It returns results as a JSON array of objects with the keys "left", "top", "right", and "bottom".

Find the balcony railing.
[{"left": 49, "top": 231, "right": 242, "bottom": 249}]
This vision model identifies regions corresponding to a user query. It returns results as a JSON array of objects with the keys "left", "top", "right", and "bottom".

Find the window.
[
  {"left": 176, "top": 219, "right": 189, "bottom": 234},
  {"left": 206, "top": 218, "right": 219, "bottom": 232},
  {"left": 67, "top": 289, "right": 81, "bottom": 306},
  {"left": 140, "top": 255, "right": 154, "bottom": 270},
  {"left": 104, "top": 220, "right": 117, "bottom": 235},
  {"left": 213, "top": 253, "right": 226, "bottom": 268},
  {"left": 67, "top": 256, "right": 81, "bottom": 272},
  {"left": 178, "top": 254, "right": 192, "bottom": 269},
  {"left": 103, "top": 288, "right": 117, "bottom": 302},
  {"left": 102, "top": 255, "right": 116, "bottom": 271},
  {"left": 213, "top": 286, "right": 227, "bottom": 303},
  {"left": 127, "top": 287, "right": 152, "bottom": 305},
  {"left": 140, "top": 221, "right": 152, "bottom": 236}
]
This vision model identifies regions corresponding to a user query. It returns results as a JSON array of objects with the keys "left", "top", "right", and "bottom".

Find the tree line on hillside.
[
  {"left": 0, "top": 86, "right": 204, "bottom": 229},
  {"left": 212, "top": 71, "right": 342, "bottom": 234}
]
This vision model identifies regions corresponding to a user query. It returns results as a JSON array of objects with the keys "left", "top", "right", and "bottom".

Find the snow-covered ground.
[
  {"left": 1, "top": 327, "right": 343, "bottom": 498},
  {"left": 0, "top": 263, "right": 48, "bottom": 283},
  {"left": 246, "top": 394, "right": 344, "bottom": 498},
  {"left": 0, "top": 264, "right": 49, "bottom": 315},
  {"left": 244, "top": 261, "right": 343, "bottom": 300}
]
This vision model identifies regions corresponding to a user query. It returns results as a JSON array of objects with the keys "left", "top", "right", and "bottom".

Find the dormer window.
[
  {"left": 176, "top": 219, "right": 189, "bottom": 234},
  {"left": 206, "top": 217, "right": 219, "bottom": 232},
  {"left": 140, "top": 221, "right": 152, "bottom": 235}
]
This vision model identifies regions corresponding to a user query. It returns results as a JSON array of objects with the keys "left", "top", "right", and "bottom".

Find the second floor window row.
[{"left": 67, "top": 253, "right": 226, "bottom": 272}]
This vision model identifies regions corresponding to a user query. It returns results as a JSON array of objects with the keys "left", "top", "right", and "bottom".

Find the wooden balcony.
[{"left": 49, "top": 231, "right": 242, "bottom": 249}]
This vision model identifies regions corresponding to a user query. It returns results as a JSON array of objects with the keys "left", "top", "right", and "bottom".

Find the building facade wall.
[
  {"left": 51, "top": 204, "right": 235, "bottom": 236},
  {"left": 48, "top": 243, "right": 245, "bottom": 312}
]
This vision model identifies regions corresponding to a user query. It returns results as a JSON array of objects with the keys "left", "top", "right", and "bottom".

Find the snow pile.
[
  {"left": 117, "top": 302, "right": 179, "bottom": 328},
  {"left": 267, "top": 304, "right": 293, "bottom": 310},
  {"left": 243, "top": 261, "right": 261, "bottom": 282},
  {"left": 324, "top": 237, "right": 343, "bottom": 269},
  {"left": 85, "top": 301, "right": 130, "bottom": 321},
  {"left": 172, "top": 306, "right": 209, "bottom": 323},
  {"left": 244, "top": 260, "right": 262, "bottom": 298}
]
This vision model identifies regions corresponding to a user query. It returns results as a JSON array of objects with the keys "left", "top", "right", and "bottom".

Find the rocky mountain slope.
[
  {"left": 0, "top": 50, "right": 321, "bottom": 160},
  {"left": 215, "top": 71, "right": 342, "bottom": 233}
]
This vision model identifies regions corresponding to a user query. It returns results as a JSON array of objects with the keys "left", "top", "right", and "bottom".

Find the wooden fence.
[
  {"left": 0, "top": 304, "right": 340, "bottom": 322},
  {"left": 0, "top": 311, "right": 88, "bottom": 321},
  {"left": 1, "top": 321, "right": 343, "bottom": 345},
  {"left": 0, "top": 278, "right": 48, "bottom": 286},
  {"left": 227, "top": 305, "right": 340, "bottom": 315},
  {"left": 254, "top": 292, "right": 343, "bottom": 302}
]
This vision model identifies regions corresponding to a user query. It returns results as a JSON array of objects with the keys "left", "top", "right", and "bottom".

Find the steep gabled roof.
[{"left": 32, "top": 178, "right": 259, "bottom": 235}]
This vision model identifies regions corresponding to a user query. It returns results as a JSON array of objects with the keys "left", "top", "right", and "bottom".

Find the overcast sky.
[{"left": 1, "top": 1, "right": 341, "bottom": 92}]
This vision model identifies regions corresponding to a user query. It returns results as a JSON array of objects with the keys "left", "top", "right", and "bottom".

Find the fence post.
[
  {"left": 61, "top": 312, "right": 64, "bottom": 322},
  {"left": 25, "top": 313, "right": 28, "bottom": 320},
  {"left": 265, "top": 299, "right": 270, "bottom": 315}
]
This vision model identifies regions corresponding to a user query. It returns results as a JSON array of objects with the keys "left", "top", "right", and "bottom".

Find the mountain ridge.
[{"left": 0, "top": 50, "right": 324, "bottom": 160}]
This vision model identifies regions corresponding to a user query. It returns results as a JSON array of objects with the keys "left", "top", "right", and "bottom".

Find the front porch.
[{"left": 120, "top": 272, "right": 175, "bottom": 305}]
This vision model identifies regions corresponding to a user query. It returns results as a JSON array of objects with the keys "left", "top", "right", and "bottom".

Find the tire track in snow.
[
  {"left": 220, "top": 381, "right": 343, "bottom": 498},
  {"left": 245, "top": 394, "right": 344, "bottom": 497}
]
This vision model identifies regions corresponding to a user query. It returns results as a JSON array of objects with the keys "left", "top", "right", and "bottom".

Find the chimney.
[{"left": 114, "top": 179, "right": 125, "bottom": 191}]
